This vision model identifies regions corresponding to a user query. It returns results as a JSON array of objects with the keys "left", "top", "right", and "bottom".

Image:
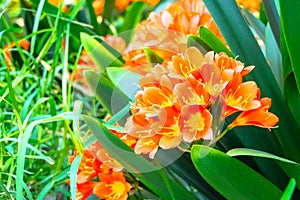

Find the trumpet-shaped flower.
[
  {"left": 93, "top": 172, "right": 131, "bottom": 200},
  {"left": 229, "top": 98, "right": 279, "bottom": 129},
  {"left": 124, "top": 47, "right": 278, "bottom": 158}
]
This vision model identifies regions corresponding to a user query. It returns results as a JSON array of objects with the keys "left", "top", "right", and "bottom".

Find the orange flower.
[
  {"left": 125, "top": 48, "right": 218, "bottom": 158},
  {"left": 3, "top": 40, "right": 30, "bottom": 71},
  {"left": 115, "top": 0, "right": 132, "bottom": 10},
  {"left": 236, "top": 0, "right": 261, "bottom": 14},
  {"left": 124, "top": 47, "right": 278, "bottom": 157},
  {"left": 123, "top": 0, "right": 225, "bottom": 72},
  {"left": 229, "top": 98, "right": 279, "bottom": 129},
  {"left": 69, "top": 150, "right": 103, "bottom": 184},
  {"left": 225, "top": 81, "right": 261, "bottom": 116},
  {"left": 76, "top": 181, "right": 99, "bottom": 200},
  {"left": 180, "top": 105, "right": 212, "bottom": 142},
  {"left": 93, "top": 0, "right": 105, "bottom": 15},
  {"left": 94, "top": 172, "right": 131, "bottom": 200}
]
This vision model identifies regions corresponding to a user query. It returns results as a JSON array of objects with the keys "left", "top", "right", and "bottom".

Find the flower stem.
[{"left": 210, "top": 125, "right": 233, "bottom": 146}]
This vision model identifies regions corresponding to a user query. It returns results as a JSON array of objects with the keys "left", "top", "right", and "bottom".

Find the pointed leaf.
[
  {"left": 191, "top": 145, "right": 282, "bottom": 199},
  {"left": 84, "top": 71, "right": 130, "bottom": 123},
  {"left": 199, "top": 27, "right": 233, "bottom": 57},
  {"left": 281, "top": 179, "right": 296, "bottom": 200},
  {"left": 144, "top": 47, "right": 164, "bottom": 66},
  {"left": 284, "top": 74, "right": 300, "bottom": 129},
  {"left": 280, "top": 0, "right": 300, "bottom": 93},
  {"left": 266, "top": 24, "right": 282, "bottom": 91},
  {"left": 83, "top": 115, "right": 196, "bottom": 200},
  {"left": 241, "top": 8, "right": 266, "bottom": 42},
  {"left": 187, "top": 35, "right": 211, "bottom": 53},
  {"left": 106, "top": 67, "right": 141, "bottom": 100},
  {"left": 120, "top": 2, "right": 146, "bottom": 43},
  {"left": 262, "top": 0, "right": 280, "bottom": 46},
  {"left": 80, "top": 33, "right": 124, "bottom": 72},
  {"left": 227, "top": 148, "right": 300, "bottom": 190}
]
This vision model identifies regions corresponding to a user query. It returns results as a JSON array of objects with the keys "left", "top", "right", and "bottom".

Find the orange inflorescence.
[
  {"left": 115, "top": 0, "right": 160, "bottom": 11},
  {"left": 67, "top": 125, "right": 134, "bottom": 199},
  {"left": 3, "top": 40, "right": 30, "bottom": 71},
  {"left": 93, "top": 172, "right": 131, "bottom": 200},
  {"left": 236, "top": 0, "right": 261, "bottom": 14},
  {"left": 122, "top": 0, "right": 225, "bottom": 72},
  {"left": 124, "top": 47, "right": 278, "bottom": 158}
]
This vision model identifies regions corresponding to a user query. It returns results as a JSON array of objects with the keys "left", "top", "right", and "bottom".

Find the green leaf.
[
  {"left": 227, "top": 148, "right": 297, "bottom": 164},
  {"left": 16, "top": 113, "right": 74, "bottom": 200},
  {"left": 241, "top": 8, "right": 266, "bottom": 42},
  {"left": 70, "top": 156, "right": 82, "bottom": 200},
  {"left": 83, "top": 115, "right": 196, "bottom": 200},
  {"left": 84, "top": 71, "right": 129, "bottom": 114},
  {"left": 187, "top": 35, "right": 211, "bottom": 53},
  {"left": 80, "top": 33, "right": 124, "bottom": 72},
  {"left": 120, "top": 2, "right": 146, "bottom": 44},
  {"left": 280, "top": 0, "right": 300, "bottom": 93},
  {"left": 199, "top": 27, "right": 233, "bottom": 57},
  {"left": 106, "top": 67, "right": 141, "bottom": 100},
  {"left": 85, "top": 0, "right": 100, "bottom": 34},
  {"left": 191, "top": 145, "right": 282, "bottom": 199},
  {"left": 227, "top": 148, "right": 300, "bottom": 191},
  {"left": 84, "top": 70, "right": 129, "bottom": 122},
  {"left": 262, "top": 0, "right": 280, "bottom": 46},
  {"left": 144, "top": 47, "right": 164, "bottom": 66},
  {"left": 281, "top": 179, "right": 296, "bottom": 200},
  {"left": 265, "top": 24, "right": 282, "bottom": 91},
  {"left": 283, "top": 74, "right": 300, "bottom": 129},
  {"left": 156, "top": 149, "right": 224, "bottom": 200},
  {"left": 204, "top": 0, "right": 300, "bottom": 163}
]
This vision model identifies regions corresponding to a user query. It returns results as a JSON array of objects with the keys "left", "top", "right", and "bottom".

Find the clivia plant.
[{"left": 1, "top": 0, "right": 300, "bottom": 199}]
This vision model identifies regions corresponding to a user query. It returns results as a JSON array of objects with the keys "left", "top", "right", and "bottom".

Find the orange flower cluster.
[
  {"left": 68, "top": 149, "right": 131, "bottom": 199},
  {"left": 68, "top": 127, "right": 135, "bottom": 199},
  {"left": 236, "top": 0, "right": 261, "bottom": 14},
  {"left": 125, "top": 47, "right": 278, "bottom": 158},
  {"left": 123, "top": 0, "right": 225, "bottom": 72},
  {"left": 115, "top": 0, "right": 160, "bottom": 11}
]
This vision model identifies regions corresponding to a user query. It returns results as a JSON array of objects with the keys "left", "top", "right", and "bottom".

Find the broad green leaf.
[
  {"left": 199, "top": 27, "right": 233, "bottom": 57},
  {"left": 280, "top": 0, "right": 300, "bottom": 93},
  {"left": 283, "top": 74, "right": 300, "bottom": 129},
  {"left": 281, "top": 27, "right": 292, "bottom": 78},
  {"left": 156, "top": 149, "right": 224, "bottom": 200},
  {"left": 241, "top": 8, "right": 266, "bottom": 42},
  {"left": 227, "top": 148, "right": 297, "bottom": 164},
  {"left": 106, "top": 67, "right": 141, "bottom": 100},
  {"left": 83, "top": 115, "right": 196, "bottom": 200},
  {"left": 227, "top": 147, "right": 300, "bottom": 191},
  {"left": 265, "top": 24, "right": 282, "bottom": 92},
  {"left": 204, "top": 0, "right": 300, "bottom": 163},
  {"left": 191, "top": 145, "right": 282, "bottom": 199},
  {"left": 281, "top": 179, "right": 296, "bottom": 200},
  {"left": 262, "top": 0, "right": 280, "bottom": 46},
  {"left": 144, "top": 47, "right": 164, "bottom": 66},
  {"left": 187, "top": 35, "right": 211, "bottom": 53},
  {"left": 80, "top": 33, "right": 124, "bottom": 72},
  {"left": 120, "top": 2, "right": 146, "bottom": 43},
  {"left": 84, "top": 70, "right": 129, "bottom": 123}
]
